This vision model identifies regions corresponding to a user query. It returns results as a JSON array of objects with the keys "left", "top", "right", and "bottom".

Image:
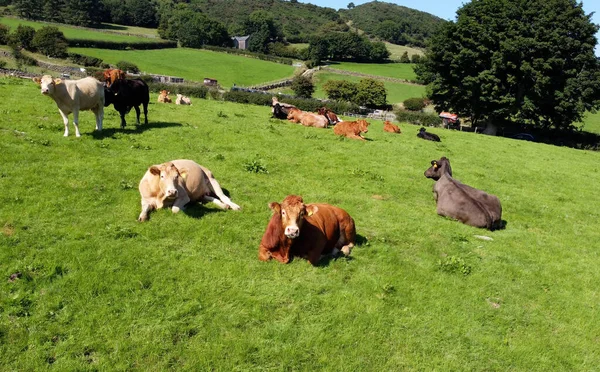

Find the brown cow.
[
  {"left": 103, "top": 69, "right": 126, "bottom": 87},
  {"left": 333, "top": 119, "right": 370, "bottom": 140},
  {"left": 259, "top": 195, "right": 356, "bottom": 265},
  {"left": 424, "top": 157, "right": 502, "bottom": 230},
  {"left": 286, "top": 107, "right": 328, "bottom": 128},
  {"left": 317, "top": 107, "right": 340, "bottom": 125},
  {"left": 138, "top": 159, "right": 240, "bottom": 222},
  {"left": 383, "top": 121, "right": 401, "bottom": 133},
  {"left": 157, "top": 90, "right": 172, "bottom": 103}
]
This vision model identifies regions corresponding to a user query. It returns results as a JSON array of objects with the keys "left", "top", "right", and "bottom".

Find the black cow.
[
  {"left": 104, "top": 78, "right": 149, "bottom": 128},
  {"left": 417, "top": 127, "right": 441, "bottom": 142}
]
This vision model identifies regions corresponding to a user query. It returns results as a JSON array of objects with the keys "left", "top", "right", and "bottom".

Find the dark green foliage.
[
  {"left": 438, "top": 256, "right": 472, "bottom": 276},
  {"left": 308, "top": 32, "right": 390, "bottom": 64},
  {"left": 223, "top": 89, "right": 358, "bottom": 113},
  {"left": 0, "top": 25, "right": 9, "bottom": 45},
  {"left": 323, "top": 79, "right": 358, "bottom": 102},
  {"left": 68, "top": 53, "right": 105, "bottom": 67},
  {"left": 290, "top": 75, "right": 314, "bottom": 99},
  {"left": 63, "top": 0, "right": 103, "bottom": 27},
  {"left": 42, "top": 0, "right": 65, "bottom": 23},
  {"left": 399, "top": 51, "right": 410, "bottom": 63},
  {"left": 394, "top": 109, "right": 440, "bottom": 126},
  {"left": 12, "top": 0, "right": 43, "bottom": 20},
  {"left": 268, "top": 42, "right": 303, "bottom": 59},
  {"left": 67, "top": 39, "right": 177, "bottom": 50},
  {"left": 416, "top": 0, "right": 600, "bottom": 130},
  {"left": 410, "top": 54, "right": 421, "bottom": 64},
  {"left": 323, "top": 78, "right": 387, "bottom": 108},
  {"left": 201, "top": 45, "right": 293, "bottom": 65},
  {"left": 116, "top": 60, "right": 139, "bottom": 74},
  {"left": 244, "top": 10, "right": 283, "bottom": 54},
  {"left": 158, "top": 5, "right": 232, "bottom": 48},
  {"left": 9, "top": 25, "right": 36, "bottom": 50},
  {"left": 373, "top": 20, "right": 409, "bottom": 45},
  {"left": 31, "top": 26, "right": 68, "bottom": 58},
  {"left": 403, "top": 97, "right": 426, "bottom": 111}
]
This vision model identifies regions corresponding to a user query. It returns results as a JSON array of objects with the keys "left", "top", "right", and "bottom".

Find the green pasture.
[
  {"left": 329, "top": 61, "right": 418, "bottom": 81},
  {"left": 579, "top": 111, "right": 600, "bottom": 134},
  {"left": 384, "top": 42, "right": 425, "bottom": 60},
  {"left": 1, "top": 77, "right": 600, "bottom": 370},
  {"left": 313, "top": 71, "right": 427, "bottom": 104},
  {"left": 0, "top": 17, "right": 157, "bottom": 43},
  {"left": 69, "top": 47, "right": 297, "bottom": 88}
]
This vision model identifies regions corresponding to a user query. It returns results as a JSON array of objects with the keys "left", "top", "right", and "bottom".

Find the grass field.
[
  {"left": 0, "top": 17, "right": 158, "bottom": 43},
  {"left": 69, "top": 47, "right": 297, "bottom": 88},
  {"left": 384, "top": 42, "right": 425, "bottom": 60},
  {"left": 1, "top": 76, "right": 600, "bottom": 370},
  {"left": 327, "top": 61, "right": 418, "bottom": 81},
  {"left": 579, "top": 111, "right": 600, "bottom": 134},
  {"left": 312, "top": 71, "right": 427, "bottom": 104}
]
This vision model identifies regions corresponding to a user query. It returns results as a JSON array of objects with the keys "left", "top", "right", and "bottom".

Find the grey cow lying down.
[
  {"left": 424, "top": 157, "right": 502, "bottom": 230},
  {"left": 138, "top": 159, "right": 241, "bottom": 221}
]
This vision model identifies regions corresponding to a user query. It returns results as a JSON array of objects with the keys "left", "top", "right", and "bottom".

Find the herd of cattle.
[{"left": 32, "top": 72, "right": 503, "bottom": 266}]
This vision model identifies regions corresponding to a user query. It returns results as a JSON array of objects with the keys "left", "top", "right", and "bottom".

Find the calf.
[
  {"left": 383, "top": 121, "right": 401, "bottom": 133},
  {"left": 176, "top": 94, "right": 192, "bottom": 105},
  {"left": 138, "top": 159, "right": 241, "bottom": 222},
  {"left": 424, "top": 157, "right": 502, "bottom": 230},
  {"left": 103, "top": 69, "right": 126, "bottom": 87},
  {"left": 333, "top": 119, "right": 370, "bottom": 140},
  {"left": 104, "top": 78, "right": 149, "bottom": 128},
  {"left": 417, "top": 127, "right": 441, "bottom": 142},
  {"left": 317, "top": 107, "right": 340, "bottom": 125},
  {"left": 259, "top": 195, "right": 356, "bottom": 265},
  {"left": 33, "top": 75, "right": 104, "bottom": 137},
  {"left": 157, "top": 90, "right": 172, "bottom": 103},
  {"left": 286, "top": 107, "right": 328, "bottom": 128}
]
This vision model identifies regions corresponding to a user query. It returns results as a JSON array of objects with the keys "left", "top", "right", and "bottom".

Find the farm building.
[{"left": 232, "top": 35, "right": 250, "bottom": 50}]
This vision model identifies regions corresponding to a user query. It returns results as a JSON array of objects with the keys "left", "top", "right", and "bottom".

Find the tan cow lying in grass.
[
  {"left": 138, "top": 159, "right": 241, "bottom": 221},
  {"left": 157, "top": 90, "right": 172, "bottom": 103},
  {"left": 33, "top": 75, "right": 104, "bottom": 137},
  {"left": 259, "top": 195, "right": 356, "bottom": 265},
  {"left": 334, "top": 119, "right": 370, "bottom": 140},
  {"left": 286, "top": 107, "right": 328, "bottom": 128},
  {"left": 424, "top": 157, "right": 502, "bottom": 230},
  {"left": 383, "top": 121, "right": 401, "bottom": 133},
  {"left": 176, "top": 94, "right": 192, "bottom": 105}
]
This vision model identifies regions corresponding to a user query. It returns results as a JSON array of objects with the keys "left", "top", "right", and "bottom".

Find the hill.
[{"left": 1, "top": 76, "right": 600, "bottom": 369}]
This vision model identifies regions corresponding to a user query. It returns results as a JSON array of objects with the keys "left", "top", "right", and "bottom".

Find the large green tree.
[{"left": 415, "top": 0, "right": 600, "bottom": 130}]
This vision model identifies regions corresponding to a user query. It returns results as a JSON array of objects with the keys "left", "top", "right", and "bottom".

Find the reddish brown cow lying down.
[
  {"left": 286, "top": 107, "right": 328, "bottom": 128},
  {"left": 334, "top": 119, "right": 370, "bottom": 140},
  {"left": 383, "top": 121, "right": 401, "bottom": 133},
  {"left": 138, "top": 159, "right": 240, "bottom": 221},
  {"left": 259, "top": 195, "right": 356, "bottom": 265}
]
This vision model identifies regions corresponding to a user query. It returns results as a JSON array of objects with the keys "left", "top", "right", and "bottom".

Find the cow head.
[
  {"left": 424, "top": 157, "right": 452, "bottom": 180},
  {"left": 33, "top": 75, "right": 61, "bottom": 95},
  {"left": 149, "top": 162, "right": 187, "bottom": 201},
  {"left": 286, "top": 107, "right": 301, "bottom": 120},
  {"left": 357, "top": 119, "right": 370, "bottom": 133},
  {"left": 270, "top": 195, "right": 318, "bottom": 239}
]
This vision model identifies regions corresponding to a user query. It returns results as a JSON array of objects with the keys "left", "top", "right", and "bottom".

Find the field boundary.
[{"left": 321, "top": 65, "right": 422, "bottom": 85}]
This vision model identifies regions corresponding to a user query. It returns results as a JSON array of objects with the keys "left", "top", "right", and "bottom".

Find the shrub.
[
  {"left": 399, "top": 51, "right": 410, "bottom": 63},
  {"left": 323, "top": 80, "right": 358, "bottom": 102},
  {"left": 32, "top": 26, "right": 68, "bottom": 58},
  {"left": 411, "top": 54, "right": 421, "bottom": 63},
  {"left": 67, "top": 39, "right": 177, "bottom": 50},
  {"left": 116, "top": 61, "right": 140, "bottom": 74},
  {"left": 403, "top": 97, "right": 426, "bottom": 111},
  {"left": 438, "top": 256, "right": 472, "bottom": 276},
  {"left": 394, "top": 110, "right": 440, "bottom": 126},
  {"left": 0, "top": 24, "right": 9, "bottom": 45},
  {"left": 10, "top": 25, "right": 35, "bottom": 50},
  {"left": 290, "top": 75, "right": 314, "bottom": 99},
  {"left": 243, "top": 157, "right": 269, "bottom": 174},
  {"left": 146, "top": 82, "right": 208, "bottom": 99},
  {"left": 68, "top": 53, "right": 104, "bottom": 67}
]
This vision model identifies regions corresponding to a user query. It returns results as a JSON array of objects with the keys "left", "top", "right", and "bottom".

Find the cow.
[
  {"left": 286, "top": 107, "right": 328, "bottom": 128},
  {"left": 137, "top": 159, "right": 241, "bottom": 222},
  {"left": 176, "top": 94, "right": 192, "bottom": 105},
  {"left": 157, "top": 90, "right": 172, "bottom": 103},
  {"left": 383, "top": 120, "right": 401, "bottom": 133},
  {"left": 333, "top": 119, "right": 370, "bottom": 140},
  {"left": 417, "top": 127, "right": 441, "bottom": 142},
  {"left": 104, "top": 78, "right": 149, "bottom": 128},
  {"left": 258, "top": 195, "right": 356, "bottom": 265},
  {"left": 424, "top": 157, "right": 502, "bottom": 230},
  {"left": 33, "top": 75, "right": 104, "bottom": 137},
  {"left": 317, "top": 107, "right": 340, "bottom": 125},
  {"left": 271, "top": 96, "right": 295, "bottom": 119},
  {"left": 103, "top": 69, "right": 126, "bottom": 87}
]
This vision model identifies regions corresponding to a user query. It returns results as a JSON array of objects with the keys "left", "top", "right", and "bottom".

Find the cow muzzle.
[
  {"left": 166, "top": 188, "right": 178, "bottom": 198},
  {"left": 41, "top": 89, "right": 49, "bottom": 94},
  {"left": 284, "top": 225, "right": 300, "bottom": 239}
]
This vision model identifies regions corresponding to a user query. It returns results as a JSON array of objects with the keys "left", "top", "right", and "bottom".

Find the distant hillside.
[
  {"left": 340, "top": 1, "right": 446, "bottom": 47},
  {"left": 190, "top": 0, "right": 340, "bottom": 42}
]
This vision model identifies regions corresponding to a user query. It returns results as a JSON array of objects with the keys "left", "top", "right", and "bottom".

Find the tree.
[
  {"left": 64, "top": 0, "right": 103, "bottom": 27},
  {"left": 42, "top": 0, "right": 65, "bottom": 23},
  {"left": 10, "top": 25, "right": 36, "bottom": 50},
  {"left": 415, "top": 0, "right": 600, "bottom": 130},
  {"left": 32, "top": 26, "right": 68, "bottom": 57},
  {"left": 323, "top": 80, "right": 358, "bottom": 102},
  {"left": 12, "top": 0, "right": 43, "bottom": 20},
  {"left": 347, "top": 2, "right": 355, "bottom": 9},
  {"left": 399, "top": 51, "right": 410, "bottom": 63},
  {"left": 244, "top": 10, "right": 282, "bottom": 53},
  {"left": 0, "top": 25, "right": 10, "bottom": 45},
  {"left": 355, "top": 78, "right": 387, "bottom": 107},
  {"left": 291, "top": 75, "right": 315, "bottom": 98},
  {"left": 410, "top": 54, "right": 421, "bottom": 63}
]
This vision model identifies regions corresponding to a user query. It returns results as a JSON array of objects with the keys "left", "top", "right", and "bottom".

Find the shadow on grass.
[
  {"left": 89, "top": 121, "right": 183, "bottom": 139},
  {"left": 95, "top": 23, "right": 128, "bottom": 31},
  {"left": 182, "top": 203, "right": 225, "bottom": 220}
]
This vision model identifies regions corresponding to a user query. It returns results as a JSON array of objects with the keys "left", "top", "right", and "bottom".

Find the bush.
[
  {"left": 146, "top": 82, "right": 208, "bottom": 99},
  {"left": 403, "top": 97, "right": 426, "bottom": 111},
  {"left": 68, "top": 53, "right": 104, "bottom": 67},
  {"left": 32, "top": 26, "right": 68, "bottom": 58},
  {"left": 290, "top": 75, "right": 314, "bottom": 99},
  {"left": 0, "top": 24, "right": 9, "bottom": 45},
  {"left": 394, "top": 110, "right": 440, "bottom": 126},
  {"left": 116, "top": 61, "right": 140, "bottom": 74},
  {"left": 10, "top": 25, "right": 35, "bottom": 50},
  {"left": 399, "top": 51, "right": 410, "bottom": 63},
  {"left": 67, "top": 39, "right": 177, "bottom": 50},
  {"left": 411, "top": 54, "right": 421, "bottom": 63}
]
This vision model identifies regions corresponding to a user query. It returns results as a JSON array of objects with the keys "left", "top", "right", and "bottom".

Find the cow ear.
[
  {"left": 268, "top": 202, "right": 281, "bottom": 214},
  {"left": 32, "top": 77, "right": 41, "bottom": 85},
  {"left": 179, "top": 168, "right": 188, "bottom": 180},
  {"left": 53, "top": 78, "right": 62, "bottom": 85},
  {"left": 149, "top": 166, "right": 161, "bottom": 176},
  {"left": 305, "top": 204, "right": 318, "bottom": 217}
]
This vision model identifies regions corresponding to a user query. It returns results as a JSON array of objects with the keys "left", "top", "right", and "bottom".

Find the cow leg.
[
  {"left": 59, "top": 109, "right": 69, "bottom": 137},
  {"left": 72, "top": 107, "right": 81, "bottom": 137},
  {"left": 120, "top": 110, "right": 127, "bottom": 128},
  {"left": 171, "top": 194, "right": 190, "bottom": 214},
  {"left": 91, "top": 106, "right": 104, "bottom": 132},
  {"left": 143, "top": 102, "right": 148, "bottom": 125},
  {"left": 206, "top": 177, "right": 241, "bottom": 210},
  {"left": 200, "top": 195, "right": 230, "bottom": 210},
  {"left": 138, "top": 202, "right": 154, "bottom": 222},
  {"left": 349, "top": 134, "right": 366, "bottom": 141},
  {"left": 134, "top": 105, "right": 141, "bottom": 125}
]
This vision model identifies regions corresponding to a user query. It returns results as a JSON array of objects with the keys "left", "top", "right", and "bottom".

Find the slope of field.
[
  {"left": 312, "top": 71, "right": 426, "bottom": 104},
  {"left": 579, "top": 111, "right": 600, "bottom": 134},
  {"left": 384, "top": 42, "right": 425, "bottom": 59},
  {"left": 69, "top": 47, "right": 296, "bottom": 88},
  {"left": 1, "top": 77, "right": 600, "bottom": 370},
  {"left": 328, "top": 61, "right": 418, "bottom": 81},
  {"left": 0, "top": 17, "right": 157, "bottom": 43}
]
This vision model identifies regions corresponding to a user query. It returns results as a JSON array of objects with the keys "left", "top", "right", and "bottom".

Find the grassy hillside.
[
  {"left": 385, "top": 42, "right": 425, "bottom": 59},
  {"left": 69, "top": 47, "right": 296, "bottom": 88},
  {"left": 0, "top": 17, "right": 157, "bottom": 43},
  {"left": 329, "top": 61, "right": 418, "bottom": 81},
  {"left": 579, "top": 111, "right": 600, "bottom": 134},
  {"left": 312, "top": 71, "right": 426, "bottom": 104},
  {"left": 2, "top": 76, "right": 600, "bottom": 369}
]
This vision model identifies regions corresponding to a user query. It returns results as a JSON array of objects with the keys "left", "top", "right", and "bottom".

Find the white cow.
[
  {"left": 175, "top": 94, "right": 192, "bottom": 105},
  {"left": 138, "top": 159, "right": 241, "bottom": 222},
  {"left": 33, "top": 75, "right": 105, "bottom": 137}
]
